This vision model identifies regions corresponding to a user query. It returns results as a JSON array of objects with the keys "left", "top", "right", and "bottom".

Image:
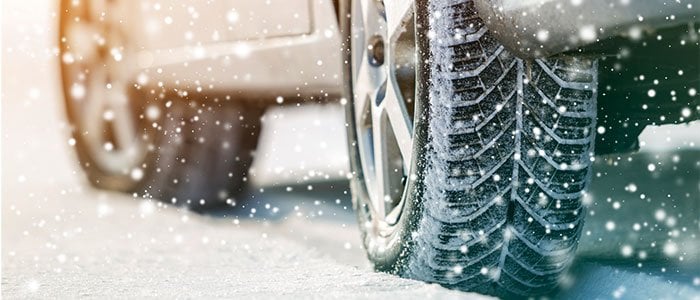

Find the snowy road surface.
[
  {"left": 3, "top": 145, "right": 700, "bottom": 299},
  {"left": 3, "top": 0, "right": 700, "bottom": 299}
]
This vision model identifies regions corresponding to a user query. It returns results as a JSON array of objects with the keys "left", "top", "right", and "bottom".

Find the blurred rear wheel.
[{"left": 58, "top": 0, "right": 263, "bottom": 209}]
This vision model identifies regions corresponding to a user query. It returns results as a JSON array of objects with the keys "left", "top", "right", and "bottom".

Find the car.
[
  {"left": 58, "top": 0, "right": 699, "bottom": 296},
  {"left": 58, "top": 0, "right": 343, "bottom": 209}
]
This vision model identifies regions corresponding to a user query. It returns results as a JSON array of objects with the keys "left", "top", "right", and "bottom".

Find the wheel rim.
[
  {"left": 351, "top": 0, "right": 416, "bottom": 238},
  {"left": 61, "top": 0, "right": 147, "bottom": 175}
]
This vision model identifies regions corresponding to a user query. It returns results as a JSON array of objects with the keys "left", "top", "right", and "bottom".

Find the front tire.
[{"left": 343, "top": 0, "right": 598, "bottom": 296}]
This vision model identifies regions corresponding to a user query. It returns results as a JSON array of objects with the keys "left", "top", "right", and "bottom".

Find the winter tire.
[
  {"left": 59, "top": 0, "right": 263, "bottom": 209},
  {"left": 342, "top": 0, "right": 598, "bottom": 296}
]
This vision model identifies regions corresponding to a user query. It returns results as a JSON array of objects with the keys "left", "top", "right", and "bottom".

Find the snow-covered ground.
[{"left": 2, "top": 0, "right": 699, "bottom": 299}]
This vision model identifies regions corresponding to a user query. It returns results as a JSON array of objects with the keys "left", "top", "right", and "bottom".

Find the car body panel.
[
  {"left": 128, "top": 0, "right": 342, "bottom": 101},
  {"left": 138, "top": 0, "right": 313, "bottom": 48}
]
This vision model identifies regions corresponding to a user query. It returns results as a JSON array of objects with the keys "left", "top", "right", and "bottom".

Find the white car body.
[{"left": 129, "top": 0, "right": 343, "bottom": 100}]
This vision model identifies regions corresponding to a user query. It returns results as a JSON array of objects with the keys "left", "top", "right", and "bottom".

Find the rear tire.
[
  {"left": 59, "top": 0, "right": 263, "bottom": 209},
  {"left": 343, "top": 0, "right": 598, "bottom": 296}
]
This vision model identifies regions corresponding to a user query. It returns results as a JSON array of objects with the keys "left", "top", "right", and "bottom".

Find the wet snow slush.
[{"left": 2, "top": 0, "right": 700, "bottom": 299}]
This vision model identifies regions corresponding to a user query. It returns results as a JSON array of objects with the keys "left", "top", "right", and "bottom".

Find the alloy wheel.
[
  {"left": 350, "top": 0, "right": 417, "bottom": 238},
  {"left": 61, "top": 0, "right": 147, "bottom": 176}
]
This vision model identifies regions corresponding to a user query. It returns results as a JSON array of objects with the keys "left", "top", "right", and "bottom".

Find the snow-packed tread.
[{"left": 403, "top": 0, "right": 597, "bottom": 296}]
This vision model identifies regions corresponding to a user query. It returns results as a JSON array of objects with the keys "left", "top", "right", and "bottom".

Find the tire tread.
[{"left": 404, "top": 0, "right": 597, "bottom": 295}]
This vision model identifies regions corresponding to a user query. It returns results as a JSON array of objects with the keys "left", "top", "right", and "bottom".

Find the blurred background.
[{"left": 2, "top": 0, "right": 699, "bottom": 299}]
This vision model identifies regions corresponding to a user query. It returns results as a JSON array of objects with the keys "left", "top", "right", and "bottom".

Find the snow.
[
  {"left": 2, "top": 0, "right": 699, "bottom": 298},
  {"left": 579, "top": 25, "right": 597, "bottom": 42},
  {"left": 3, "top": 184, "right": 493, "bottom": 299},
  {"left": 3, "top": 91, "right": 699, "bottom": 299},
  {"left": 648, "top": 89, "right": 657, "bottom": 98}
]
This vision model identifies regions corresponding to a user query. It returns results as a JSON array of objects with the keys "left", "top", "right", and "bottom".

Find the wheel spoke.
[
  {"left": 360, "top": 0, "right": 384, "bottom": 37},
  {"left": 82, "top": 67, "right": 108, "bottom": 132},
  {"left": 371, "top": 110, "right": 388, "bottom": 219},
  {"left": 87, "top": 0, "right": 108, "bottom": 23},
  {"left": 383, "top": 78, "right": 413, "bottom": 168},
  {"left": 353, "top": 62, "right": 373, "bottom": 124},
  {"left": 106, "top": 82, "right": 139, "bottom": 151},
  {"left": 385, "top": 0, "right": 413, "bottom": 40},
  {"left": 66, "top": 22, "right": 102, "bottom": 64}
]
